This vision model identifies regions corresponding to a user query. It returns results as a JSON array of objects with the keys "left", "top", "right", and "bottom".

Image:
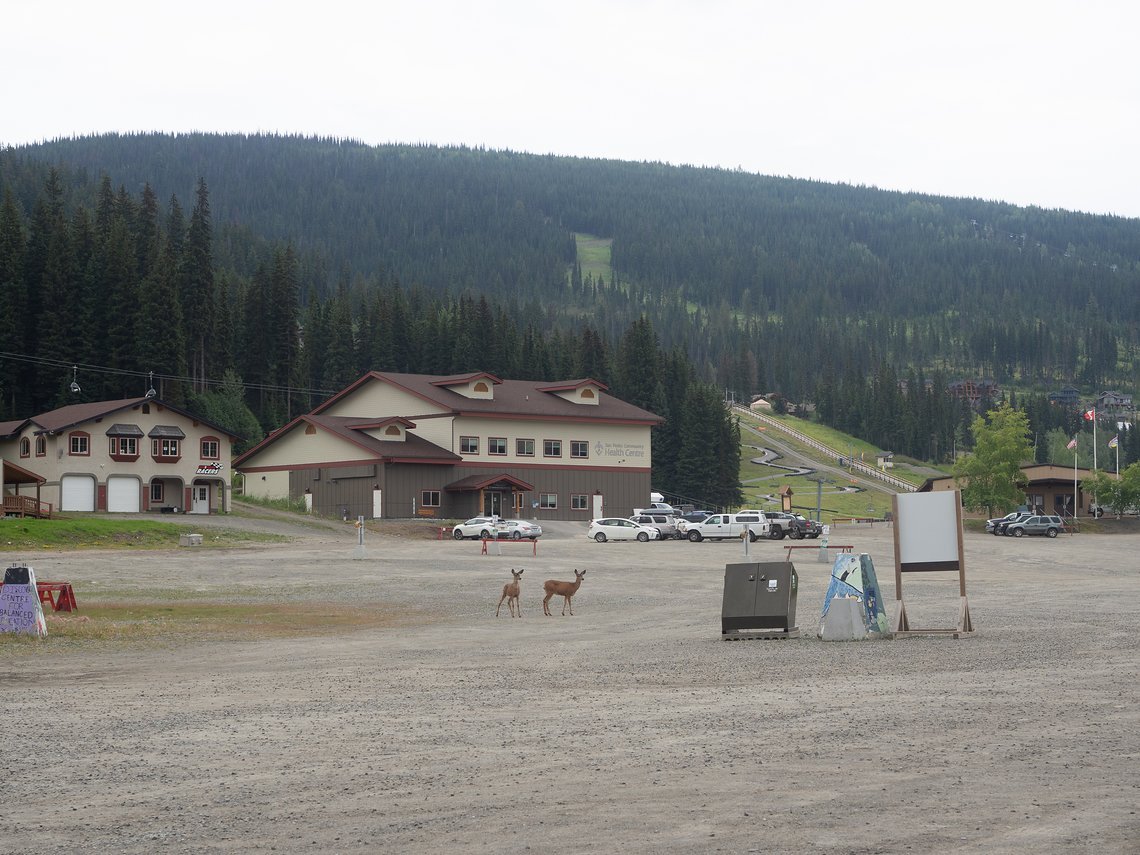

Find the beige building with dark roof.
[
  {"left": 0, "top": 397, "right": 238, "bottom": 515},
  {"left": 234, "top": 371, "right": 662, "bottom": 522}
]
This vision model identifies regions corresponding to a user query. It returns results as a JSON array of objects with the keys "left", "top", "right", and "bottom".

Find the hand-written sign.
[{"left": 1, "top": 565, "right": 48, "bottom": 636}]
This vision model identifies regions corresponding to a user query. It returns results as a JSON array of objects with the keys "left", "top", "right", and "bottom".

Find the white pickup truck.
[{"left": 684, "top": 510, "right": 770, "bottom": 542}]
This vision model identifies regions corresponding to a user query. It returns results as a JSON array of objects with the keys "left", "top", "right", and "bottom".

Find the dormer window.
[
  {"left": 385, "top": 425, "right": 402, "bottom": 436},
  {"left": 19, "top": 437, "right": 30, "bottom": 458},
  {"left": 581, "top": 388, "right": 595, "bottom": 399},
  {"left": 474, "top": 381, "right": 489, "bottom": 393}
]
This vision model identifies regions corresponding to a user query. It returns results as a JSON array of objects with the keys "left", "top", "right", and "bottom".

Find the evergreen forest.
[{"left": 1, "top": 133, "right": 1138, "bottom": 490}]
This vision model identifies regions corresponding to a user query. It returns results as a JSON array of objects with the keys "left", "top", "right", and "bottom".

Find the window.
[
  {"left": 570, "top": 440, "right": 589, "bottom": 459},
  {"left": 488, "top": 437, "right": 507, "bottom": 455},
  {"left": 421, "top": 490, "right": 441, "bottom": 507},
  {"left": 571, "top": 494, "right": 589, "bottom": 510},
  {"left": 35, "top": 436, "right": 46, "bottom": 457},
  {"left": 201, "top": 437, "right": 220, "bottom": 459},
  {"left": 151, "top": 482, "right": 164, "bottom": 502},
  {"left": 460, "top": 436, "right": 479, "bottom": 454},
  {"left": 543, "top": 439, "right": 562, "bottom": 458},
  {"left": 152, "top": 438, "right": 180, "bottom": 458},
  {"left": 69, "top": 432, "right": 90, "bottom": 456},
  {"left": 110, "top": 436, "right": 138, "bottom": 457},
  {"left": 19, "top": 437, "right": 30, "bottom": 458},
  {"left": 539, "top": 493, "right": 558, "bottom": 509},
  {"left": 516, "top": 438, "right": 535, "bottom": 457}
]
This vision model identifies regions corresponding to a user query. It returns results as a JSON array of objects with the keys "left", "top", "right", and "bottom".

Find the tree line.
[{"left": 0, "top": 170, "right": 742, "bottom": 509}]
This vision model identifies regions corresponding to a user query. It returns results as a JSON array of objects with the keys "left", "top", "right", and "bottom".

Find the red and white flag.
[
  {"left": 1066, "top": 437, "right": 1078, "bottom": 450},
  {"left": 1083, "top": 408, "right": 1096, "bottom": 421}
]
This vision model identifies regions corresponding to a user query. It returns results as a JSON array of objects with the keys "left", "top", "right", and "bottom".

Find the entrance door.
[
  {"left": 592, "top": 493, "right": 604, "bottom": 519},
  {"left": 483, "top": 491, "right": 503, "bottom": 517},
  {"left": 372, "top": 488, "right": 382, "bottom": 520},
  {"left": 191, "top": 485, "right": 210, "bottom": 514}
]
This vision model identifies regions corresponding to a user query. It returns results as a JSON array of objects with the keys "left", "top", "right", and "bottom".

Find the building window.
[
  {"left": 516, "top": 438, "right": 535, "bottom": 457},
  {"left": 570, "top": 440, "right": 589, "bottom": 459},
  {"left": 488, "top": 437, "right": 507, "bottom": 455},
  {"left": 201, "top": 437, "right": 220, "bottom": 459},
  {"left": 69, "top": 432, "right": 90, "bottom": 456},
  {"left": 543, "top": 439, "right": 562, "bottom": 458},
  {"left": 539, "top": 493, "right": 558, "bottom": 509},
  {"left": 151, "top": 482, "right": 164, "bottom": 503},
  {"left": 460, "top": 436, "right": 479, "bottom": 454},
  {"left": 35, "top": 436, "right": 46, "bottom": 457},
  {"left": 110, "top": 437, "right": 139, "bottom": 457},
  {"left": 571, "top": 494, "right": 589, "bottom": 510},
  {"left": 421, "top": 490, "right": 441, "bottom": 507},
  {"left": 152, "top": 438, "right": 180, "bottom": 459},
  {"left": 19, "top": 437, "right": 30, "bottom": 458}
]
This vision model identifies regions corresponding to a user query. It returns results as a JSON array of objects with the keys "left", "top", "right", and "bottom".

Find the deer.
[
  {"left": 496, "top": 568, "right": 524, "bottom": 617},
  {"left": 542, "top": 569, "right": 586, "bottom": 616}
]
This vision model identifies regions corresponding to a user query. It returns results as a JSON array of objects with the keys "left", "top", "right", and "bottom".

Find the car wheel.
[
  {"left": 688, "top": 530, "right": 703, "bottom": 542},
  {"left": 637, "top": 531, "right": 649, "bottom": 542},
  {"left": 594, "top": 532, "right": 607, "bottom": 543},
  {"left": 772, "top": 528, "right": 785, "bottom": 540},
  {"left": 1013, "top": 528, "right": 1024, "bottom": 537},
  {"left": 480, "top": 529, "right": 491, "bottom": 539},
  {"left": 789, "top": 528, "right": 803, "bottom": 540},
  {"left": 453, "top": 529, "right": 464, "bottom": 540},
  {"left": 512, "top": 531, "right": 521, "bottom": 540},
  {"left": 1046, "top": 528, "right": 1058, "bottom": 538}
]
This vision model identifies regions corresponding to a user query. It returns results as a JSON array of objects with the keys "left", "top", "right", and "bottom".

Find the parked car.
[
  {"left": 991, "top": 512, "right": 1033, "bottom": 536},
  {"left": 587, "top": 517, "right": 660, "bottom": 543},
  {"left": 633, "top": 501, "right": 678, "bottom": 516},
  {"left": 766, "top": 511, "right": 823, "bottom": 540},
  {"left": 1004, "top": 515, "right": 1066, "bottom": 538},
  {"left": 452, "top": 516, "right": 503, "bottom": 540},
  {"left": 630, "top": 513, "right": 680, "bottom": 540},
  {"left": 495, "top": 519, "right": 542, "bottom": 540},
  {"left": 684, "top": 511, "right": 770, "bottom": 542},
  {"left": 986, "top": 511, "right": 1027, "bottom": 534}
]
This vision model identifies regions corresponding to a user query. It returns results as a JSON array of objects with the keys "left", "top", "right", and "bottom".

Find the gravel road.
[{"left": 3, "top": 517, "right": 1137, "bottom": 854}]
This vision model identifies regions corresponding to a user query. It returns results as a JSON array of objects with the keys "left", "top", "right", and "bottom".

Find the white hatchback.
[{"left": 587, "top": 517, "right": 660, "bottom": 543}]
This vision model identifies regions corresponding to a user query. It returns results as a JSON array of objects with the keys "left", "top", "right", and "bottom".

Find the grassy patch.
[
  {"left": 2, "top": 592, "right": 431, "bottom": 653},
  {"left": 233, "top": 494, "right": 310, "bottom": 514},
  {"left": 0, "top": 518, "right": 288, "bottom": 550},
  {"left": 573, "top": 233, "right": 613, "bottom": 284}
]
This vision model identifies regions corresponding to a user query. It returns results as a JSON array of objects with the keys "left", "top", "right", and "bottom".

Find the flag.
[
  {"left": 1066, "top": 438, "right": 1077, "bottom": 450},
  {"left": 1083, "top": 408, "right": 1096, "bottom": 421},
  {"left": 1108, "top": 434, "right": 1118, "bottom": 449}
]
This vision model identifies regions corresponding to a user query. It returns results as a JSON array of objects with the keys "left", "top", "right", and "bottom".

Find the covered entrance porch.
[
  {"left": 2, "top": 458, "right": 51, "bottom": 518},
  {"left": 444, "top": 473, "right": 535, "bottom": 519}
]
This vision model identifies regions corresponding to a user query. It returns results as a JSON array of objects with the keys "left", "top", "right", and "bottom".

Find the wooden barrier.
[
  {"left": 784, "top": 544, "right": 852, "bottom": 561},
  {"left": 481, "top": 537, "right": 538, "bottom": 556}
]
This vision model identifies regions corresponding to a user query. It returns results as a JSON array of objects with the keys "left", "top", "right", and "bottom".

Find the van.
[
  {"left": 684, "top": 510, "right": 770, "bottom": 542},
  {"left": 630, "top": 513, "right": 680, "bottom": 540}
]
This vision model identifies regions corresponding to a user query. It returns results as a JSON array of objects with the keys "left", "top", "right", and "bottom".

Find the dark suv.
[
  {"left": 1004, "top": 515, "right": 1065, "bottom": 538},
  {"left": 992, "top": 512, "right": 1033, "bottom": 536}
]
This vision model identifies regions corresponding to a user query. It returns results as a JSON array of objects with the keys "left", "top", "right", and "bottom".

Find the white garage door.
[
  {"left": 60, "top": 475, "right": 96, "bottom": 512},
  {"left": 107, "top": 476, "right": 140, "bottom": 513}
]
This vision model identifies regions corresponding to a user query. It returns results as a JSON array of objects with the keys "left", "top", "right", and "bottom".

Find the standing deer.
[
  {"left": 543, "top": 569, "right": 586, "bottom": 616},
  {"left": 496, "top": 568, "right": 524, "bottom": 617}
]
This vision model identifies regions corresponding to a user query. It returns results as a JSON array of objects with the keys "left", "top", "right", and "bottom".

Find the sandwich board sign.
[
  {"left": 890, "top": 490, "right": 973, "bottom": 638},
  {"left": 1, "top": 564, "right": 48, "bottom": 636}
]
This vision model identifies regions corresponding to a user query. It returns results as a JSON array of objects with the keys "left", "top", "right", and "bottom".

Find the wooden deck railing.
[{"left": 2, "top": 495, "right": 53, "bottom": 519}]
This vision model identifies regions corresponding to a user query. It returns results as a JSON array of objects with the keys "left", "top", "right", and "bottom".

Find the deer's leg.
[{"left": 543, "top": 593, "right": 553, "bottom": 615}]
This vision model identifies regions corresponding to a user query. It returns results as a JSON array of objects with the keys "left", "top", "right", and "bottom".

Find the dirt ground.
[{"left": 2, "top": 517, "right": 1138, "bottom": 854}]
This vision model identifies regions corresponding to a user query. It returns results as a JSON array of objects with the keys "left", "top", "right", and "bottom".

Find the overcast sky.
[{"left": 6, "top": 1, "right": 1138, "bottom": 218}]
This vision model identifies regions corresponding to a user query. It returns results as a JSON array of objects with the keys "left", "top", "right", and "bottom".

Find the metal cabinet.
[{"left": 721, "top": 561, "right": 799, "bottom": 635}]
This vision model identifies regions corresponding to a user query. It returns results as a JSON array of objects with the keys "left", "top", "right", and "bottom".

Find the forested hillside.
[{"left": 1, "top": 132, "right": 1137, "bottom": 479}]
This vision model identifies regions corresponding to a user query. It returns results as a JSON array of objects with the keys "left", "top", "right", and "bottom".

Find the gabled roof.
[
  {"left": 429, "top": 371, "right": 503, "bottom": 388},
  {"left": 535, "top": 378, "right": 610, "bottom": 393},
  {"left": 0, "top": 419, "right": 30, "bottom": 439},
  {"left": 233, "top": 413, "right": 460, "bottom": 469},
  {"left": 314, "top": 371, "right": 661, "bottom": 424},
  {"left": 444, "top": 473, "right": 535, "bottom": 492},
  {"left": 2, "top": 458, "right": 45, "bottom": 485},
  {"left": 21, "top": 397, "right": 240, "bottom": 439}
]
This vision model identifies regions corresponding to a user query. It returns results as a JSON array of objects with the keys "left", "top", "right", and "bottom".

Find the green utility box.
[{"left": 721, "top": 561, "right": 799, "bottom": 636}]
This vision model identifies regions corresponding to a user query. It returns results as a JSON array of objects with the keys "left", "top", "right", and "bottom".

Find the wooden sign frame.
[{"left": 891, "top": 490, "right": 973, "bottom": 638}]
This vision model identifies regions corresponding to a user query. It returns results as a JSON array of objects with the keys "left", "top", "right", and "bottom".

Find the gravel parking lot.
[{"left": 3, "top": 518, "right": 1138, "bottom": 854}]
